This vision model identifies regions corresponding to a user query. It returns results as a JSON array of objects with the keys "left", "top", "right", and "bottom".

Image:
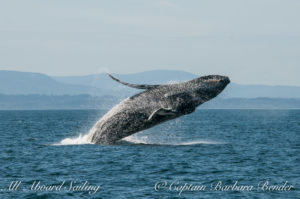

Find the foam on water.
[
  {"left": 52, "top": 124, "right": 101, "bottom": 145},
  {"left": 122, "top": 135, "right": 150, "bottom": 144},
  {"left": 54, "top": 132, "right": 223, "bottom": 146},
  {"left": 52, "top": 133, "right": 91, "bottom": 146},
  {"left": 122, "top": 134, "right": 224, "bottom": 145},
  {"left": 176, "top": 140, "right": 223, "bottom": 145}
]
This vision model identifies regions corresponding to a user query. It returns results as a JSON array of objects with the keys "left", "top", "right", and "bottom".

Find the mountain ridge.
[{"left": 1, "top": 70, "right": 300, "bottom": 98}]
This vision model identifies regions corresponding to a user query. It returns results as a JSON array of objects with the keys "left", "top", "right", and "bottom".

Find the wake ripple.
[
  {"left": 122, "top": 135, "right": 224, "bottom": 145},
  {"left": 53, "top": 131, "right": 224, "bottom": 146}
]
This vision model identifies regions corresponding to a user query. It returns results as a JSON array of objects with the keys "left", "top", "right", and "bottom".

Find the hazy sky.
[{"left": 0, "top": 0, "right": 299, "bottom": 85}]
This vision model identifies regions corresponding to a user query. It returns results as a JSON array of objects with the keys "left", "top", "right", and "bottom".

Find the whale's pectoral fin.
[
  {"left": 107, "top": 73, "right": 160, "bottom": 89},
  {"left": 148, "top": 108, "right": 178, "bottom": 121}
]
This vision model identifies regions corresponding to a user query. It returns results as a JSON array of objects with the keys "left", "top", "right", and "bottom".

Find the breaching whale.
[{"left": 88, "top": 74, "right": 230, "bottom": 144}]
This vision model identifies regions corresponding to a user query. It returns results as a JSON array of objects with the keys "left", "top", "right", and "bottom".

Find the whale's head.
[
  {"left": 163, "top": 75, "right": 230, "bottom": 115},
  {"left": 185, "top": 75, "right": 230, "bottom": 106}
]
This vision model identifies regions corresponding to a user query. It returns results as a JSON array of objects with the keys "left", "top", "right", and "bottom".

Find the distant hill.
[
  {"left": 0, "top": 95, "right": 299, "bottom": 110},
  {"left": 52, "top": 69, "right": 197, "bottom": 87},
  {"left": 202, "top": 97, "right": 300, "bottom": 109},
  {"left": 0, "top": 70, "right": 196, "bottom": 97},
  {"left": 1, "top": 70, "right": 300, "bottom": 109},
  {"left": 220, "top": 83, "right": 300, "bottom": 98},
  {"left": 52, "top": 70, "right": 197, "bottom": 96},
  {"left": 1, "top": 70, "right": 300, "bottom": 98},
  {"left": 0, "top": 70, "right": 91, "bottom": 95},
  {"left": 0, "top": 94, "right": 120, "bottom": 110}
]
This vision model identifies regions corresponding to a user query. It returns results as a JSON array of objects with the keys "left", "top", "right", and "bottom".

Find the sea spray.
[{"left": 52, "top": 133, "right": 91, "bottom": 146}]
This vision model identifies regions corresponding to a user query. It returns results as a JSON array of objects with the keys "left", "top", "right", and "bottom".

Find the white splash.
[
  {"left": 52, "top": 133, "right": 92, "bottom": 146},
  {"left": 52, "top": 98, "right": 129, "bottom": 146},
  {"left": 122, "top": 134, "right": 223, "bottom": 145},
  {"left": 52, "top": 125, "right": 102, "bottom": 146},
  {"left": 175, "top": 140, "right": 224, "bottom": 145},
  {"left": 122, "top": 135, "right": 150, "bottom": 144}
]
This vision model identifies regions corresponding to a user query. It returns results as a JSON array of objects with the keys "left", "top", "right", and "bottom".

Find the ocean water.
[{"left": 0, "top": 109, "right": 299, "bottom": 198}]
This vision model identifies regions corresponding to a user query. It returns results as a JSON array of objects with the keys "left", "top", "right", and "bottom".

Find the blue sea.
[{"left": 0, "top": 109, "right": 299, "bottom": 198}]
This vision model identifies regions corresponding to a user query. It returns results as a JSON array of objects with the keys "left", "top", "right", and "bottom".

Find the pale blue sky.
[{"left": 0, "top": 0, "right": 299, "bottom": 85}]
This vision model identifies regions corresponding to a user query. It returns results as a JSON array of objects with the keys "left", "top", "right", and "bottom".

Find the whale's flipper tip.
[
  {"left": 148, "top": 108, "right": 178, "bottom": 120},
  {"left": 107, "top": 73, "right": 160, "bottom": 90}
]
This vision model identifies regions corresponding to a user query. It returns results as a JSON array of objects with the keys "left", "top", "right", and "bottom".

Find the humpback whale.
[{"left": 88, "top": 74, "right": 230, "bottom": 144}]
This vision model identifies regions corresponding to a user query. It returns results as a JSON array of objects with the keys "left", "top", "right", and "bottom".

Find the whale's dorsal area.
[{"left": 108, "top": 73, "right": 160, "bottom": 89}]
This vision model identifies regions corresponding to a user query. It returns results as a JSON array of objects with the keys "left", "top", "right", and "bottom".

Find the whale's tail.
[{"left": 107, "top": 73, "right": 160, "bottom": 90}]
